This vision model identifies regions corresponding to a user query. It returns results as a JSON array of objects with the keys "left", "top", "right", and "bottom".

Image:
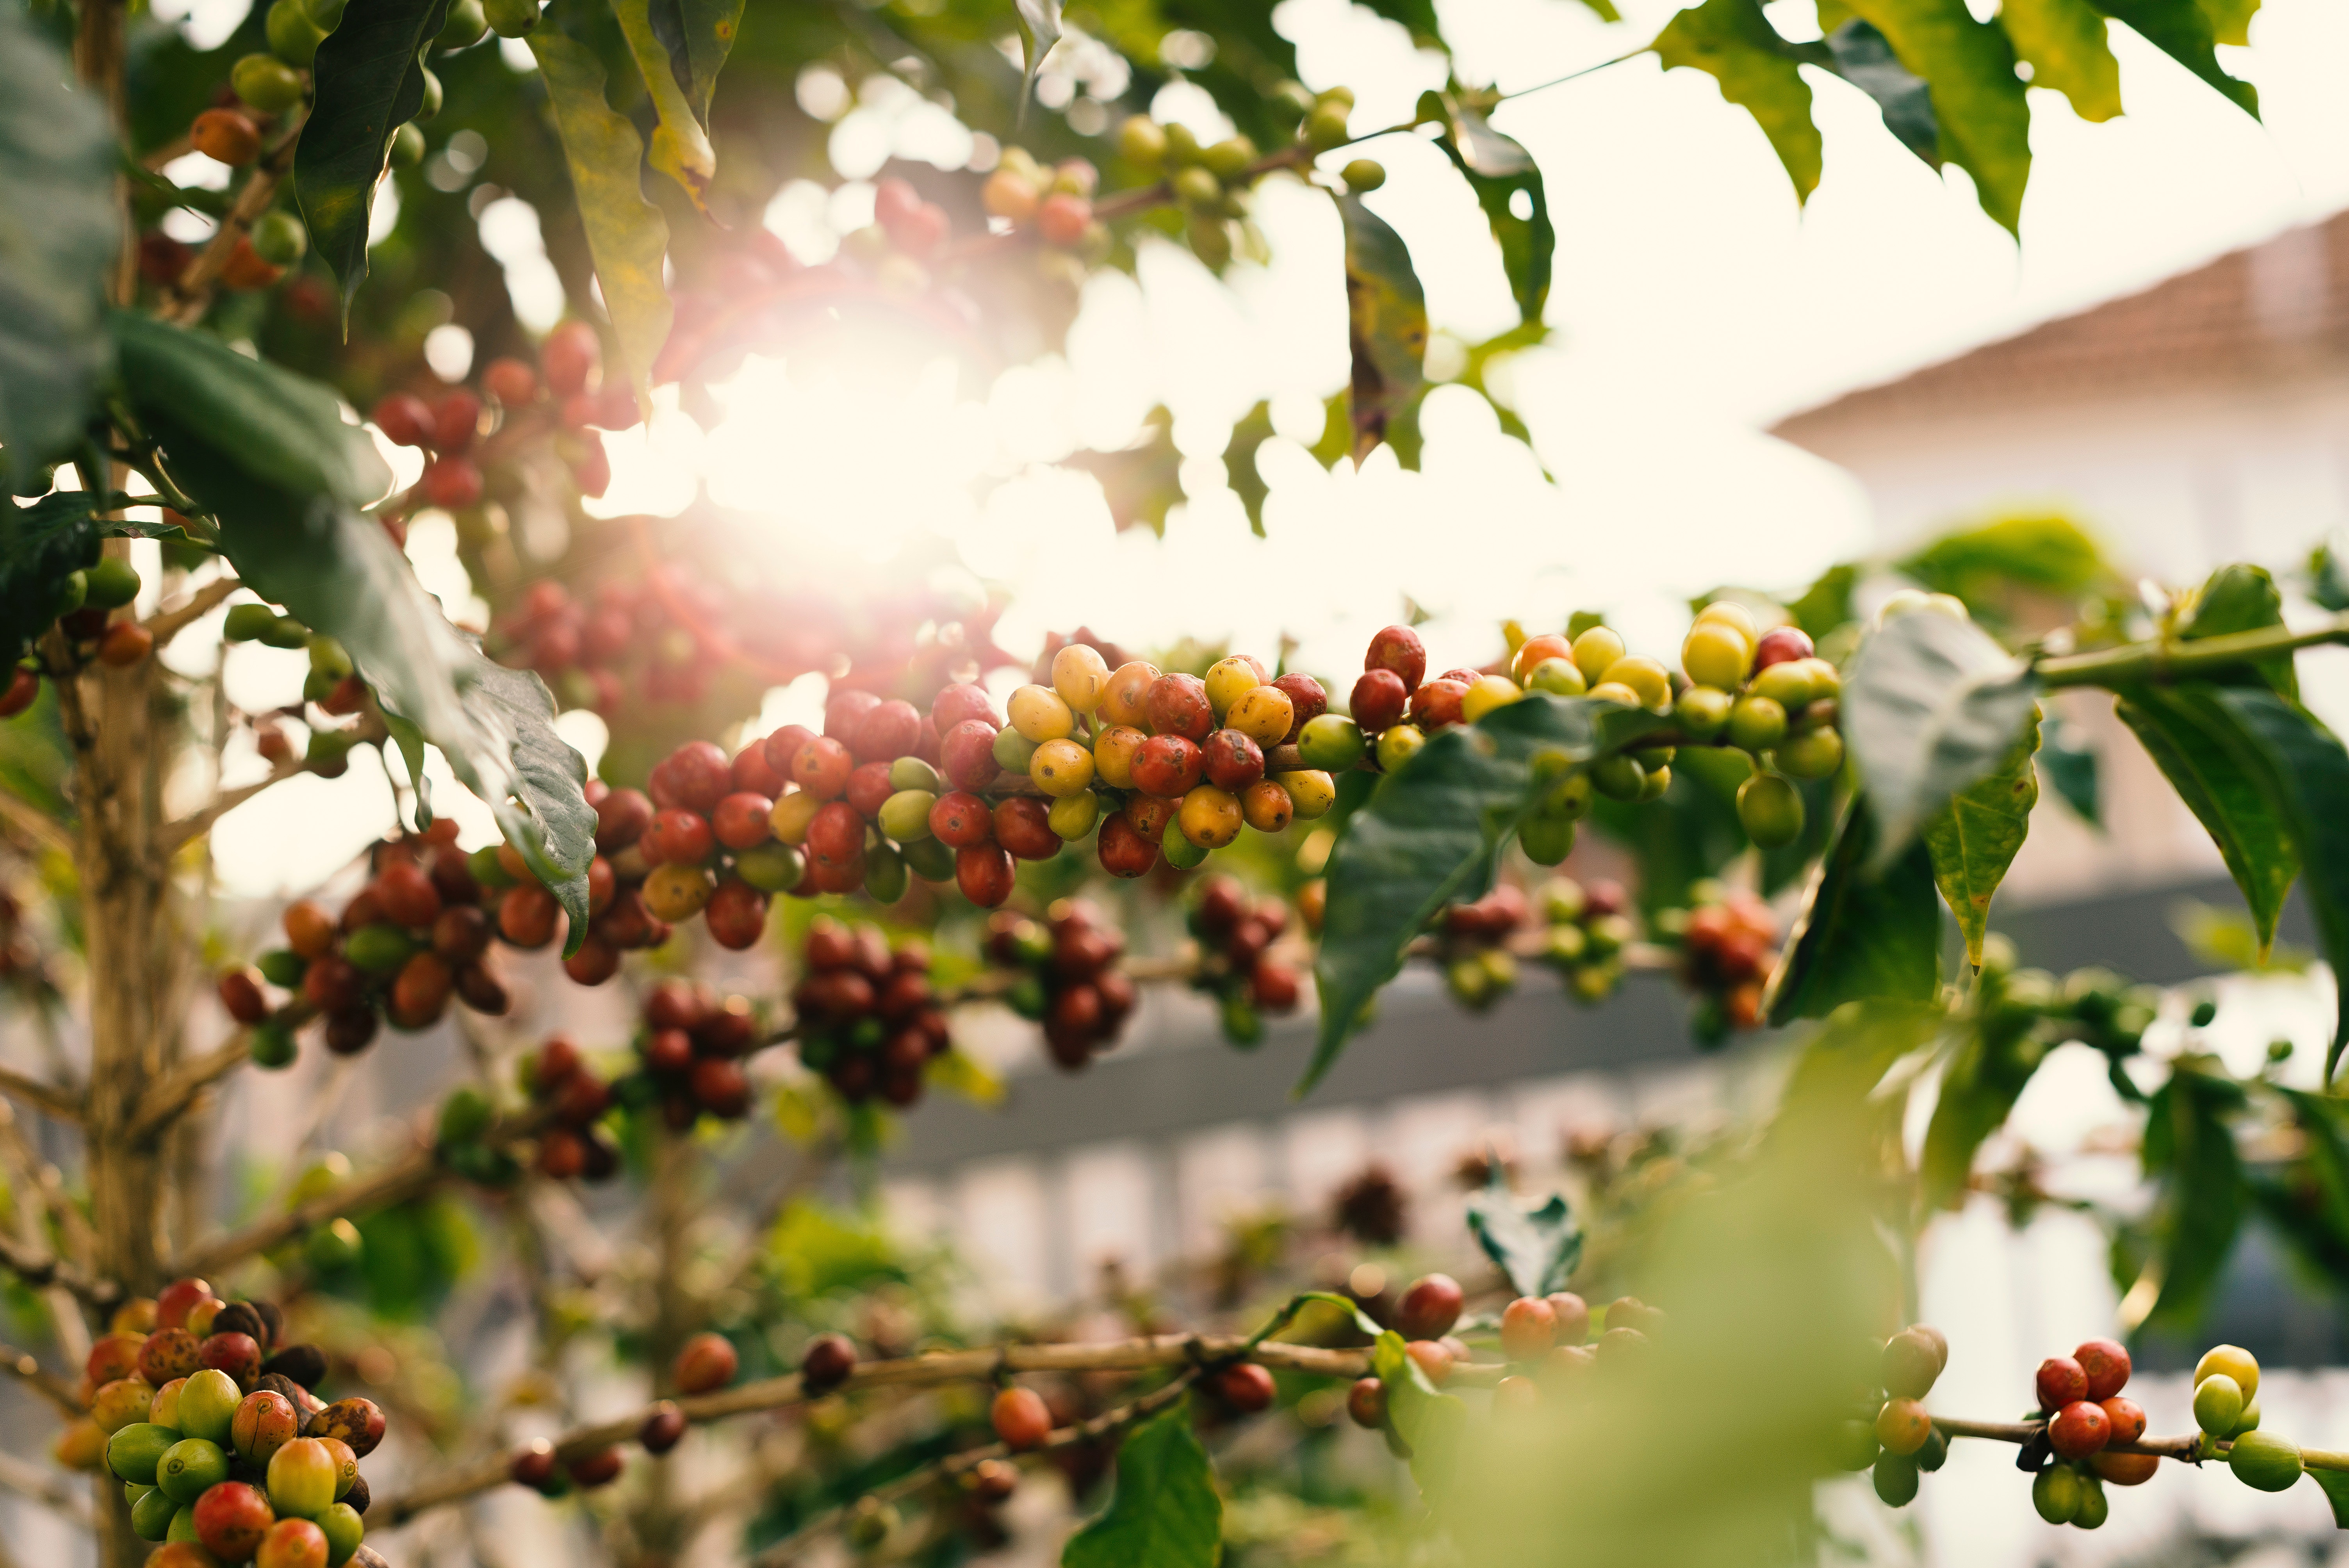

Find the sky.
[{"left": 154, "top": 0, "right": 2349, "bottom": 892}]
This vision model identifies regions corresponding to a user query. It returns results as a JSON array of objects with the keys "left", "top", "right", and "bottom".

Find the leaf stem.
[{"left": 2034, "top": 613, "right": 2349, "bottom": 690}]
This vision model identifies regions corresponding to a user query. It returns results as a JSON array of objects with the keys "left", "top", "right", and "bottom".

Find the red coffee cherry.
[
  {"left": 1347, "top": 1376, "right": 1387, "bottom": 1428},
  {"left": 372, "top": 859, "right": 442, "bottom": 928},
  {"left": 844, "top": 761, "right": 896, "bottom": 820},
  {"left": 1250, "top": 959, "right": 1299, "bottom": 1013},
  {"left": 1500, "top": 1297, "right": 1558, "bottom": 1362},
  {"left": 673, "top": 1331, "right": 738, "bottom": 1394},
  {"left": 1546, "top": 1292, "right": 1590, "bottom": 1346},
  {"left": 499, "top": 883, "right": 562, "bottom": 948},
  {"left": 762, "top": 723, "right": 819, "bottom": 779},
  {"left": 218, "top": 968, "right": 269, "bottom": 1025},
  {"left": 483, "top": 357, "right": 539, "bottom": 405},
  {"left": 420, "top": 456, "right": 483, "bottom": 509},
  {"left": 1144, "top": 673, "right": 1214, "bottom": 741},
  {"left": 930, "top": 791, "right": 993, "bottom": 849},
  {"left": 690, "top": 1057, "right": 752, "bottom": 1117},
  {"left": 2074, "top": 1338, "right": 2131, "bottom": 1401},
  {"left": 732, "top": 740, "right": 790, "bottom": 797},
  {"left": 1271, "top": 673, "right": 1327, "bottom": 741},
  {"left": 191, "top": 107, "right": 263, "bottom": 164},
  {"left": 2099, "top": 1395, "right": 2146, "bottom": 1445},
  {"left": 1750, "top": 625, "right": 1813, "bottom": 671},
  {"left": 656, "top": 741, "right": 734, "bottom": 813},
  {"left": 1349, "top": 669, "right": 1410, "bottom": 734},
  {"left": 98, "top": 622, "right": 154, "bottom": 667},
  {"left": 1405, "top": 1340, "right": 1454, "bottom": 1386},
  {"left": 852, "top": 699, "right": 922, "bottom": 763},
  {"left": 372, "top": 392, "right": 435, "bottom": 447},
  {"left": 433, "top": 389, "right": 483, "bottom": 452},
  {"left": 713, "top": 792, "right": 775, "bottom": 850},
  {"left": 0, "top": 666, "right": 38, "bottom": 718},
  {"left": 1201, "top": 729, "right": 1264, "bottom": 792},
  {"left": 993, "top": 797, "right": 1059, "bottom": 860},
  {"left": 806, "top": 801, "right": 865, "bottom": 868},
  {"left": 569, "top": 1447, "right": 624, "bottom": 1488},
  {"left": 990, "top": 1386, "right": 1053, "bottom": 1450},
  {"left": 1875, "top": 1397, "right": 1933, "bottom": 1456},
  {"left": 593, "top": 787, "right": 653, "bottom": 851},
  {"left": 639, "top": 1402, "right": 687, "bottom": 1454},
  {"left": 510, "top": 1439, "right": 558, "bottom": 1490},
  {"left": 1214, "top": 1362, "right": 1276, "bottom": 1413},
  {"left": 1132, "top": 734, "right": 1202, "bottom": 798},
  {"left": 704, "top": 880, "right": 770, "bottom": 950},
  {"left": 1037, "top": 191, "right": 1093, "bottom": 246},
  {"left": 1365, "top": 625, "right": 1427, "bottom": 692},
  {"left": 932, "top": 683, "right": 1000, "bottom": 731},
  {"left": 2048, "top": 1399, "right": 2111, "bottom": 1460},
  {"left": 825, "top": 687, "right": 881, "bottom": 740},
  {"left": 1410, "top": 678, "right": 1469, "bottom": 730},
  {"left": 801, "top": 1333, "right": 857, "bottom": 1393},
  {"left": 956, "top": 844, "right": 1015, "bottom": 907},
  {"left": 1394, "top": 1274, "right": 1463, "bottom": 1341},
  {"left": 542, "top": 321, "right": 602, "bottom": 399},
  {"left": 939, "top": 719, "right": 1002, "bottom": 791},
  {"left": 792, "top": 737, "right": 855, "bottom": 801},
  {"left": 1096, "top": 812, "right": 1157, "bottom": 878},
  {"left": 2035, "top": 1356, "right": 2088, "bottom": 1413},
  {"left": 1123, "top": 796, "right": 1174, "bottom": 844}
]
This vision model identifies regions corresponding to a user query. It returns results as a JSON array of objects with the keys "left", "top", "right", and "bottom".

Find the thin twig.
[
  {"left": 167, "top": 1139, "right": 442, "bottom": 1280},
  {"left": 0, "top": 1064, "right": 84, "bottom": 1125},
  {"left": 146, "top": 574, "right": 242, "bottom": 646},
  {"left": 0, "top": 790, "right": 72, "bottom": 861},
  {"left": 0, "top": 1230, "right": 119, "bottom": 1311},
  {"left": 127, "top": 1037, "right": 257, "bottom": 1143},
  {"left": 165, "top": 108, "right": 306, "bottom": 323},
  {"left": 162, "top": 756, "right": 316, "bottom": 852},
  {"left": 0, "top": 1341, "right": 86, "bottom": 1420}
]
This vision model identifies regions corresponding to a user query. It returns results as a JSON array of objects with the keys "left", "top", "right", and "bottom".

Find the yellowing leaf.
[
  {"left": 1652, "top": 0, "right": 1822, "bottom": 202},
  {"left": 612, "top": 0, "right": 717, "bottom": 213},
  {"left": 527, "top": 32, "right": 674, "bottom": 410},
  {"left": 1844, "top": 0, "right": 2032, "bottom": 233},
  {"left": 1998, "top": 0, "right": 2121, "bottom": 121},
  {"left": 1333, "top": 193, "right": 1428, "bottom": 464}
]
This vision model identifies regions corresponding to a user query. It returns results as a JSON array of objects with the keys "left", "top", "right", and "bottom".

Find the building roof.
[{"left": 1773, "top": 210, "right": 2349, "bottom": 446}]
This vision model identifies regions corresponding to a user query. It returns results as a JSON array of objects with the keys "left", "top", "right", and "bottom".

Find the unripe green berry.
[
  {"left": 2227, "top": 1429, "right": 2302, "bottom": 1492},
  {"left": 1298, "top": 713, "right": 1365, "bottom": 771},
  {"left": 1750, "top": 660, "right": 1814, "bottom": 708},
  {"left": 2071, "top": 1475, "right": 2108, "bottom": 1529},
  {"left": 1174, "top": 166, "right": 1223, "bottom": 210},
  {"left": 231, "top": 53, "right": 305, "bottom": 113},
  {"left": 899, "top": 836, "right": 954, "bottom": 882},
  {"left": 2031, "top": 1464, "right": 2082, "bottom": 1525},
  {"left": 1117, "top": 115, "right": 1167, "bottom": 170},
  {"left": 1203, "top": 136, "right": 1258, "bottom": 180},
  {"left": 1674, "top": 684, "right": 1731, "bottom": 740},
  {"left": 1727, "top": 694, "right": 1788, "bottom": 752},
  {"left": 2193, "top": 1373, "right": 2243, "bottom": 1435},
  {"left": 1187, "top": 216, "right": 1233, "bottom": 268},
  {"left": 1162, "top": 122, "right": 1200, "bottom": 164},
  {"left": 82, "top": 556, "right": 142, "bottom": 610},
  {"left": 437, "top": 0, "right": 487, "bottom": 50},
  {"left": 864, "top": 840, "right": 907, "bottom": 904},
  {"left": 484, "top": 0, "right": 538, "bottom": 35},
  {"left": 415, "top": 66, "right": 443, "bottom": 121},
  {"left": 299, "top": 0, "right": 348, "bottom": 27},
  {"left": 258, "top": 613, "right": 311, "bottom": 649},
  {"left": 888, "top": 756, "right": 941, "bottom": 793},
  {"left": 266, "top": 0, "right": 327, "bottom": 65},
  {"left": 249, "top": 1020, "right": 298, "bottom": 1069},
  {"left": 1048, "top": 789, "right": 1098, "bottom": 840},
  {"left": 1544, "top": 771, "right": 1593, "bottom": 820},
  {"left": 877, "top": 789, "right": 936, "bottom": 843},
  {"left": 1524, "top": 657, "right": 1585, "bottom": 697},
  {"left": 1374, "top": 723, "right": 1424, "bottom": 773},
  {"left": 49, "top": 569, "right": 88, "bottom": 618},
  {"left": 1737, "top": 772, "right": 1804, "bottom": 848},
  {"left": 734, "top": 841, "right": 805, "bottom": 892},
  {"left": 1590, "top": 754, "right": 1644, "bottom": 802},
  {"left": 1341, "top": 159, "right": 1386, "bottom": 192},
  {"left": 1871, "top": 1451, "right": 1918, "bottom": 1507},
  {"left": 1636, "top": 763, "right": 1671, "bottom": 801},
  {"left": 1161, "top": 828, "right": 1208, "bottom": 869},
  {"left": 1777, "top": 726, "right": 1843, "bottom": 780},
  {"left": 391, "top": 123, "right": 426, "bottom": 167},
  {"left": 1303, "top": 103, "right": 1351, "bottom": 151},
  {"left": 250, "top": 210, "right": 309, "bottom": 266},
  {"left": 991, "top": 727, "right": 1038, "bottom": 773},
  {"left": 1520, "top": 811, "right": 1574, "bottom": 866}
]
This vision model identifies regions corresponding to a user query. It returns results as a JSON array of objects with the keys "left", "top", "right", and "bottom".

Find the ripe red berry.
[
  {"left": 704, "top": 880, "right": 770, "bottom": 950},
  {"left": 640, "top": 1402, "right": 687, "bottom": 1454},
  {"left": 1501, "top": 1297, "right": 1558, "bottom": 1361},
  {"left": 510, "top": 1440, "right": 558, "bottom": 1489},
  {"left": 991, "top": 1386, "right": 1052, "bottom": 1450},
  {"left": 192, "top": 1480, "right": 273, "bottom": 1562},
  {"left": 219, "top": 967, "right": 269, "bottom": 1025},
  {"left": 673, "top": 1331, "right": 738, "bottom": 1394},
  {"left": 372, "top": 392, "right": 435, "bottom": 447},
  {"left": 1271, "top": 673, "right": 1327, "bottom": 741},
  {"left": 939, "top": 718, "right": 1002, "bottom": 791},
  {"left": 1215, "top": 1361, "right": 1276, "bottom": 1413},
  {"left": 845, "top": 761, "right": 896, "bottom": 820},
  {"left": 853, "top": 699, "right": 923, "bottom": 763},
  {"left": 1347, "top": 1377, "right": 1387, "bottom": 1429},
  {"left": 420, "top": 455, "right": 483, "bottom": 509},
  {"left": 806, "top": 801, "right": 866, "bottom": 868},
  {"left": 932, "top": 683, "right": 1000, "bottom": 731},
  {"left": 713, "top": 792, "right": 775, "bottom": 850},
  {"left": 930, "top": 791, "right": 993, "bottom": 849},
  {"left": 1349, "top": 668, "right": 1409, "bottom": 733},
  {"left": 2075, "top": 1338, "right": 2130, "bottom": 1401},
  {"left": 2036, "top": 1356, "right": 2089, "bottom": 1413},
  {"left": 643, "top": 1027, "right": 694, "bottom": 1073},
  {"left": 1365, "top": 625, "right": 1427, "bottom": 692},
  {"left": 569, "top": 1447, "right": 624, "bottom": 1488},
  {"left": 499, "top": 883, "right": 562, "bottom": 948},
  {"left": 801, "top": 1333, "right": 857, "bottom": 1393},
  {"left": 1750, "top": 625, "right": 1813, "bottom": 672},
  {"left": 483, "top": 357, "right": 539, "bottom": 405},
  {"left": 732, "top": 740, "right": 790, "bottom": 797},
  {"left": 1037, "top": 191, "right": 1093, "bottom": 246},
  {"left": 1250, "top": 959, "right": 1300, "bottom": 1013},
  {"left": 792, "top": 737, "right": 855, "bottom": 801},
  {"left": 654, "top": 741, "right": 733, "bottom": 813},
  {"left": 1395, "top": 1274, "right": 1463, "bottom": 1340},
  {"left": 1132, "top": 734, "right": 1203, "bottom": 798},
  {"left": 2048, "top": 1399, "right": 2111, "bottom": 1460},
  {"left": 0, "top": 666, "right": 37, "bottom": 718},
  {"left": 956, "top": 844, "right": 1015, "bottom": 907},
  {"left": 993, "top": 796, "right": 1059, "bottom": 860},
  {"left": 825, "top": 687, "right": 881, "bottom": 739},
  {"left": 191, "top": 107, "right": 263, "bottom": 165},
  {"left": 645, "top": 808, "right": 715, "bottom": 866},
  {"left": 542, "top": 321, "right": 602, "bottom": 399},
  {"left": 1144, "top": 673, "right": 1213, "bottom": 741},
  {"left": 762, "top": 723, "right": 818, "bottom": 779},
  {"left": 1096, "top": 812, "right": 1158, "bottom": 878},
  {"left": 433, "top": 389, "right": 483, "bottom": 452},
  {"left": 2100, "top": 1395, "right": 2146, "bottom": 1445},
  {"left": 690, "top": 1057, "right": 752, "bottom": 1117},
  {"left": 1200, "top": 728, "right": 1264, "bottom": 791},
  {"left": 1411, "top": 678, "right": 1469, "bottom": 730},
  {"left": 594, "top": 787, "right": 653, "bottom": 851},
  {"left": 372, "top": 859, "right": 442, "bottom": 928},
  {"left": 98, "top": 622, "right": 153, "bottom": 667},
  {"left": 571, "top": 432, "right": 611, "bottom": 497},
  {"left": 392, "top": 949, "right": 456, "bottom": 1020}
]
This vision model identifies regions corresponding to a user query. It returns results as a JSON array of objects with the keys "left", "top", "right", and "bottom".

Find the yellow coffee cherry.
[
  {"left": 1048, "top": 790, "right": 1100, "bottom": 840},
  {"left": 1524, "top": 657, "right": 1585, "bottom": 697},
  {"left": 1461, "top": 675, "right": 1522, "bottom": 723},
  {"left": 1570, "top": 627, "right": 1625, "bottom": 687},
  {"left": 1375, "top": 725, "right": 1423, "bottom": 772},
  {"left": 1028, "top": 738, "right": 1095, "bottom": 796},
  {"left": 1007, "top": 683, "right": 1075, "bottom": 742},
  {"left": 1226, "top": 683, "right": 1294, "bottom": 746},
  {"left": 1205, "top": 655, "right": 1269, "bottom": 718},
  {"left": 1750, "top": 661, "right": 1815, "bottom": 708},
  {"left": 1052, "top": 643, "right": 1111, "bottom": 713},
  {"left": 1681, "top": 622, "right": 1750, "bottom": 690},
  {"left": 1604, "top": 656, "right": 1672, "bottom": 710},
  {"left": 1179, "top": 784, "right": 1244, "bottom": 848},
  {"left": 1587, "top": 681, "right": 1642, "bottom": 707},
  {"left": 1694, "top": 600, "right": 1759, "bottom": 647},
  {"left": 1241, "top": 779, "right": 1294, "bottom": 832},
  {"left": 1797, "top": 657, "right": 1841, "bottom": 700},
  {"left": 768, "top": 791, "right": 822, "bottom": 845},
  {"left": 1093, "top": 725, "right": 1146, "bottom": 788},
  {"left": 643, "top": 863, "right": 715, "bottom": 920},
  {"left": 2195, "top": 1345, "right": 2259, "bottom": 1404},
  {"left": 1283, "top": 769, "right": 1337, "bottom": 818}
]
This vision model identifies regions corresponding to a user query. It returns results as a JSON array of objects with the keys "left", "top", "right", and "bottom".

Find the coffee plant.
[{"left": 4, "top": 0, "right": 2347, "bottom": 1559}]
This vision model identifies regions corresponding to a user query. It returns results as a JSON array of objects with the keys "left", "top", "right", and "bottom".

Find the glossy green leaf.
[
  {"left": 1014, "top": 0, "right": 1064, "bottom": 122},
  {"left": 1060, "top": 1398, "right": 1220, "bottom": 1568},
  {"left": 613, "top": 0, "right": 717, "bottom": 212},
  {"left": 0, "top": 493, "right": 102, "bottom": 661},
  {"left": 1997, "top": 0, "right": 2121, "bottom": 121},
  {"left": 2313, "top": 1468, "right": 2349, "bottom": 1530},
  {"left": 2114, "top": 687, "right": 2296, "bottom": 960},
  {"left": 294, "top": 0, "right": 453, "bottom": 323},
  {"left": 1333, "top": 193, "right": 1428, "bottom": 465},
  {"left": 1650, "top": 0, "right": 1822, "bottom": 203},
  {"left": 1763, "top": 794, "right": 1942, "bottom": 1026},
  {"left": 1920, "top": 994, "right": 2048, "bottom": 1208},
  {"left": 1844, "top": 0, "right": 2032, "bottom": 232},
  {"left": 528, "top": 32, "right": 674, "bottom": 408},
  {"left": 114, "top": 324, "right": 594, "bottom": 945},
  {"left": 1281, "top": 1290, "right": 1390, "bottom": 1340},
  {"left": 1922, "top": 706, "right": 2040, "bottom": 969},
  {"left": 1466, "top": 1171, "right": 1582, "bottom": 1298},
  {"left": 0, "top": 6, "right": 116, "bottom": 491},
  {"left": 2039, "top": 715, "right": 2099, "bottom": 826},
  {"left": 1895, "top": 513, "right": 2112, "bottom": 612},
  {"left": 2181, "top": 562, "right": 2294, "bottom": 697},
  {"left": 2132, "top": 1059, "right": 2246, "bottom": 1330},
  {"left": 1310, "top": 695, "right": 1672, "bottom": 1094},
  {"left": 1841, "top": 609, "right": 2040, "bottom": 862},
  {"left": 1820, "top": 18, "right": 1940, "bottom": 167},
  {"left": 1370, "top": 1330, "right": 1467, "bottom": 1489},
  {"left": 2093, "top": 0, "right": 2256, "bottom": 114},
  {"left": 1429, "top": 97, "right": 1552, "bottom": 326},
  {"left": 111, "top": 313, "right": 391, "bottom": 509},
  {"left": 2203, "top": 687, "right": 2349, "bottom": 1080}
]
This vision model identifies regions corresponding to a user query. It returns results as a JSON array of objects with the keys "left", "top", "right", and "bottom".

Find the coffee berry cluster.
[
  {"left": 5, "top": 555, "right": 151, "bottom": 698},
  {"left": 790, "top": 921, "right": 952, "bottom": 1106},
  {"left": 1187, "top": 877, "right": 1303, "bottom": 1047},
  {"left": 1850, "top": 1323, "right": 1955, "bottom": 1509},
  {"left": 988, "top": 902, "right": 1135, "bottom": 1071},
  {"left": 221, "top": 821, "right": 528, "bottom": 1069},
  {"left": 1660, "top": 881, "right": 1780, "bottom": 1041},
  {"left": 59, "top": 1277, "right": 383, "bottom": 1566},
  {"left": 517, "top": 1035, "right": 625, "bottom": 1180},
  {"left": 1114, "top": 81, "right": 1366, "bottom": 268},
  {"left": 2190, "top": 1344, "right": 2306, "bottom": 1494},
  {"left": 1438, "top": 885, "right": 1530, "bottom": 1012},
  {"left": 1532, "top": 877, "right": 1635, "bottom": 1008}
]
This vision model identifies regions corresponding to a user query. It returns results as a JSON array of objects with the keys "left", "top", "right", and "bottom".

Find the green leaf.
[
  {"left": 1784, "top": 563, "right": 1857, "bottom": 642},
  {"left": 1333, "top": 192, "right": 1428, "bottom": 465},
  {"left": 2132, "top": 1059, "right": 2245, "bottom": 1330},
  {"left": 1067, "top": 408, "right": 1180, "bottom": 536},
  {"left": 1650, "top": 0, "right": 1822, "bottom": 203},
  {"left": 1222, "top": 402, "right": 1272, "bottom": 536},
  {"left": 1997, "top": 0, "right": 2121, "bottom": 121},
  {"left": 612, "top": 0, "right": 717, "bottom": 212},
  {"left": 528, "top": 32, "right": 675, "bottom": 408},
  {"left": 294, "top": 0, "right": 454, "bottom": 323},
  {"left": 1919, "top": 998, "right": 2048, "bottom": 1208},
  {"left": 1763, "top": 794, "right": 1942, "bottom": 1026},
  {"left": 2246, "top": 1087, "right": 2349, "bottom": 1291},
  {"left": 1281, "top": 1290, "right": 1389, "bottom": 1340},
  {"left": 2093, "top": 0, "right": 2256, "bottom": 114},
  {"left": 1309, "top": 696, "right": 1672, "bottom": 1095},
  {"left": 2114, "top": 687, "right": 2296, "bottom": 959},
  {"left": 2181, "top": 563, "right": 2294, "bottom": 698},
  {"left": 1841, "top": 609, "right": 2040, "bottom": 862},
  {"left": 1369, "top": 1330, "right": 1467, "bottom": 1490},
  {"left": 1922, "top": 706, "right": 2039, "bottom": 969},
  {"left": 2202, "top": 687, "right": 2349, "bottom": 1081},
  {"left": 1356, "top": 0, "right": 1449, "bottom": 45},
  {"left": 111, "top": 313, "right": 391, "bottom": 509},
  {"left": 1843, "top": 0, "right": 2032, "bottom": 232},
  {"left": 2039, "top": 715, "right": 2099, "bottom": 826},
  {"left": 0, "top": 493, "right": 102, "bottom": 661},
  {"left": 1014, "top": 0, "right": 1064, "bottom": 123},
  {"left": 1465, "top": 1171, "right": 1582, "bottom": 1298},
  {"left": 1060, "top": 1399, "right": 1221, "bottom": 1568},
  {"left": 2195, "top": 0, "right": 2256, "bottom": 45},
  {"left": 1428, "top": 96, "right": 1552, "bottom": 326},
  {"left": 114, "top": 324, "right": 595, "bottom": 945},
  {"left": 663, "top": 0, "right": 742, "bottom": 124},
  {"left": 2313, "top": 1468, "right": 2349, "bottom": 1531},
  {"left": 0, "top": 6, "right": 116, "bottom": 492},
  {"left": 1895, "top": 513, "right": 2112, "bottom": 614},
  {"left": 1820, "top": 19, "right": 1941, "bottom": 167}
]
